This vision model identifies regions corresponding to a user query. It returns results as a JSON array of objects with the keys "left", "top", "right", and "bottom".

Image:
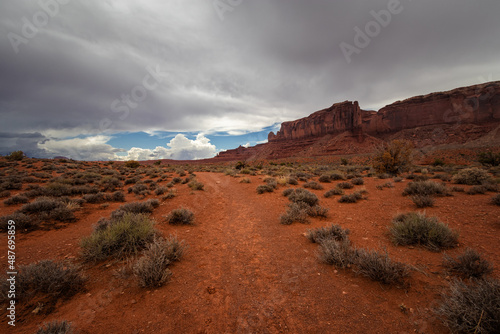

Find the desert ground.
[{"left": 0, "top": 157, "right": 499, "bottom": 333}]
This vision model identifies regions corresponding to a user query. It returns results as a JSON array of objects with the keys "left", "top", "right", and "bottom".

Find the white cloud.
[
  {"left": 38, "top": 135, "right": 124, "bottom": 160},
  {"left": 119, "top": 133, "right": 216, "bottom": 161},
  {"left": 36, "top": 133, "right": 216, "bottom": 161}
]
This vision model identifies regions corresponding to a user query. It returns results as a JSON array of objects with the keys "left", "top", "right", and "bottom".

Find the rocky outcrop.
[
  {"left": 216, "top": 81, "right": 500, "bottom": 161},
  {"left": 268, "top": 81, "right": 500, "bottom": 141}
]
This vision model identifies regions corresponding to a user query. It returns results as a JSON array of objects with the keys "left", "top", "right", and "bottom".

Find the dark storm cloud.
[{"left": 0, "top": 0, "right": 499, "bottom": 159}]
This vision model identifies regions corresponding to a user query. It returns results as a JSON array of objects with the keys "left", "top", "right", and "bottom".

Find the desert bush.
[
  {"left": 125, "top": 176, "right": 141, "bottom": 185},
  {"left": 4, "top": 194, "right": 29, "bottom": 205},
  {"left": 124, "top": 160, "right": 141, "bottom": 169},
  {"left": 162, "top": 189, "right": 176, "bottom": 200},
  {"left": 282, "top": 188, "right": 294, "bottom": 197},
  {"left": 239, "top": 177, "right": 251, "bottom": 184},
  {"left": 306, "top": 205, "right": 329, "bottom": 218},
  {"left": 107, "top": 191, "right": 126, "bottom": 202},
  {"left": 5, "top": 150, "right": 25, "bottom": 161},
  {"left": 390, "top": 212, "right": 458, "bottom": 251},
  {"left": 411, "top": 194, "right": 435, "bottom": 208},
  {"left": 393, "top": 177, "right": 403, "bottom": 183},
  {"left": 319, "top": 175, "right": 331, "bottom": 183},
  {"left": 336, "top": 182, "right": 354, "bottom": 189},
  {"left": 20, "top": 197, "right": 75, "bottom": 223},
  {"left": 351, "top": 177, "right": 364, "bottom": 185},
  {"left": 329, "top": 173, "right": 345, "bottom": 181},
  {"left": 188, "top": 179, "right": 204, "bottom": 191},
  {"left": 0, "top": 260, "right": 85, "bottom": 303},
  {"left": 0, "top": 190, "right": 11, "bottom": 198},
  {"left": 287, "top": 177, "right": 299, "bottom": 185},
  {"left": 100, "top": 176, "right": 122, "bottom": 192},
  {"left": 83, "top": 192, "right": 106, "bottom": 204},
  {"left": 306, "top": 224, "right": 350, "bottom": 243},
  {"left": 436, "top": 278, "right": 500, "bottom": 334},
  {"left": 443, "top": 249, "right": 493, "bottom": 279},
  {"left": 452, "top": 167, "right": 492, "bottom": 185},
  {"left": 264, "top": 177, "right": 278, "bottom": 188},
  {"left": 115, "top": 199, "right": 159, "bottom": 216},
  {"left": 338, "top": 194, "right": 360, "bottom": 203},
  {"left": 166, "top": 208, "right": 194, "bottom": 225},
  {"left": 36, "top": 320, "right": 74, "bottom": 334},
  {"left": 280, "top": 203, "right": 310, "bottom": 225},
  {"left": 402, "top": 180, "right": 449, "bottom": 197},
  {"left": 450, "top": 186, "right": 465, "bottom": 192},
  {"left": 303, "top": 181, "right": 324, "bottom": 190},
  {"left": 433, "top": 173, "right": 451, "bottom": 182},
  {"left": 256, "top": 184, "right": 275, "bottom": 194},
  {"left": 81, "top": 213, "right": 156, "bottom": 261},
  {"left": 155, "top": 186, "right": 169, "bottom": 195},
  {"left": 372, "top": 140, "right": 413, "bottom": 175},
  {"left": 478, "top": 151, "right": 500, "bottom": 167},
  {"left": 492, "top": 194, "right": 500, "bottom": 206},
  {"left": 0, "top": 212, "right": 34, "bottom": 232},
  {"left": 128, "top": 183, "right": 149, "bottom": 196},
  {"left": 354, "top": 249, "right": 410, "bottom": 285},
  {"left": 133, "top": 236, "right": 183, "bottom": 288},
  {"left": 287, "top": 188, "right": 319, "bottom": 207},
  {"left": 466, "top": 185, "right": 488, "bottom": 195},
  {"left": 324, "top": 188, "right": 344, "bottom": 198},
  {"left": 318, "top": 238, "right": 356, "bottom": 269}
]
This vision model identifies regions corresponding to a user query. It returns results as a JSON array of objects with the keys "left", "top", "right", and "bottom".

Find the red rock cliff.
[{"left": 268, "top": 81, "right": 500, "bottom": 141}]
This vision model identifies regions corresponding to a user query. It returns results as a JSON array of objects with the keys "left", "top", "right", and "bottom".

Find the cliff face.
[
  {"left": 216, "top": 81, "right": 500, "bottom": 161},
  {"left": 268, "top": 81, "right": 500, "bottom": 141}
]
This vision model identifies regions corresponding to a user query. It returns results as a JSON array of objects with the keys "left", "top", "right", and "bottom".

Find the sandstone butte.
[{"left": 214, "top": 81, "right": 500, "bottom": 161}]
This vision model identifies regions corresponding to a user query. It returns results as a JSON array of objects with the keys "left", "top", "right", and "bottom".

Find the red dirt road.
[{"left": 2, "top": 172, "right": 499, "bottom": 333}]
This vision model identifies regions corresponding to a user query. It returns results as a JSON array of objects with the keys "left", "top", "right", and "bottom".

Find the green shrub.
[
  {"left": 36, "top": 320, "right": 74, "bottom": 334},
  {"left": 443, "top": 249, "right": 493, "bottom": 279},
  {"left": 354, "top": 249, "right": 410, "bottom": 285},
  {"left": 81, "top": 213, "right": 156, "bottom": 261},
  {"left": 436, "top": 278, "right": 500, "bottom": 334},
  {"left": 0, "top": 260, "right": 85, "bottom": 303},
  {"left": 452, "top": 167, "right": 492, "bottom": 185},
  {"left": 390, "top": 212, "right": 458, "bottom": 251},
  {"left": 306, "top": 224, "right": 350, "bottom": 243},
  {"left": 166, "top": 208, "right": 194, "bottom": 225}
]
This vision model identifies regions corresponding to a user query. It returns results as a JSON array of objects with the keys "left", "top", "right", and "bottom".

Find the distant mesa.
[{"left": 216, "top": 81, "right": 500, "bottom": 161}]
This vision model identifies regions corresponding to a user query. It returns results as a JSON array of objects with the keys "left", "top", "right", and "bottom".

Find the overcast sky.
[{"left": 1, "top": 0, "right": 499, "bottom": 160}]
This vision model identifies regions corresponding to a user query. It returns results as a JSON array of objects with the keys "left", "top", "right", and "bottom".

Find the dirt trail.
[{"left": 3, "top": 172, "right": 475, "bottom": 333}]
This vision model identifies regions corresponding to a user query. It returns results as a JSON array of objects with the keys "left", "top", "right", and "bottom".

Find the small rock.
[{"left": 131, "top": 299, "right": 137, "bottom": 304}]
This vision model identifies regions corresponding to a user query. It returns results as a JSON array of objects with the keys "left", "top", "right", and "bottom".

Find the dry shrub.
[
  {"left": 411, "top": 194, "right": 435, "bottom": 208},
  {"left": 166, "top": 208, "right": 194, "bottom": 225},
  {"left": 324, "top": 188, "right": 344, "bottom": 198},
  {"left": 318, "top": 238, "right": 356, "bottom": 269},
  {"left": 390, "top": 212, "right": 458, "bottom": 251},
  {"left": 443, "top": 249, "right": 493, "bottom": 279},
  {"left": 402, "top": 181, "right": 450, "bottom": 197},
  {"left": 306, "top": 224, "right": 350, "bottom": 243},
  {"left": 452, "top": 167, "right": 492, "bottom": 185},
  {"left": 36, "top": 320, "right": 74, "bottom": 334},
  {"left": 372, "top": 140, "right": 413, "bottom": 175},
  {"left": 436, "top": 278, "right": 500, "bottom": 334},
  {"left": 354, "top": 249, "right": 410, "bottom": 286}
]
